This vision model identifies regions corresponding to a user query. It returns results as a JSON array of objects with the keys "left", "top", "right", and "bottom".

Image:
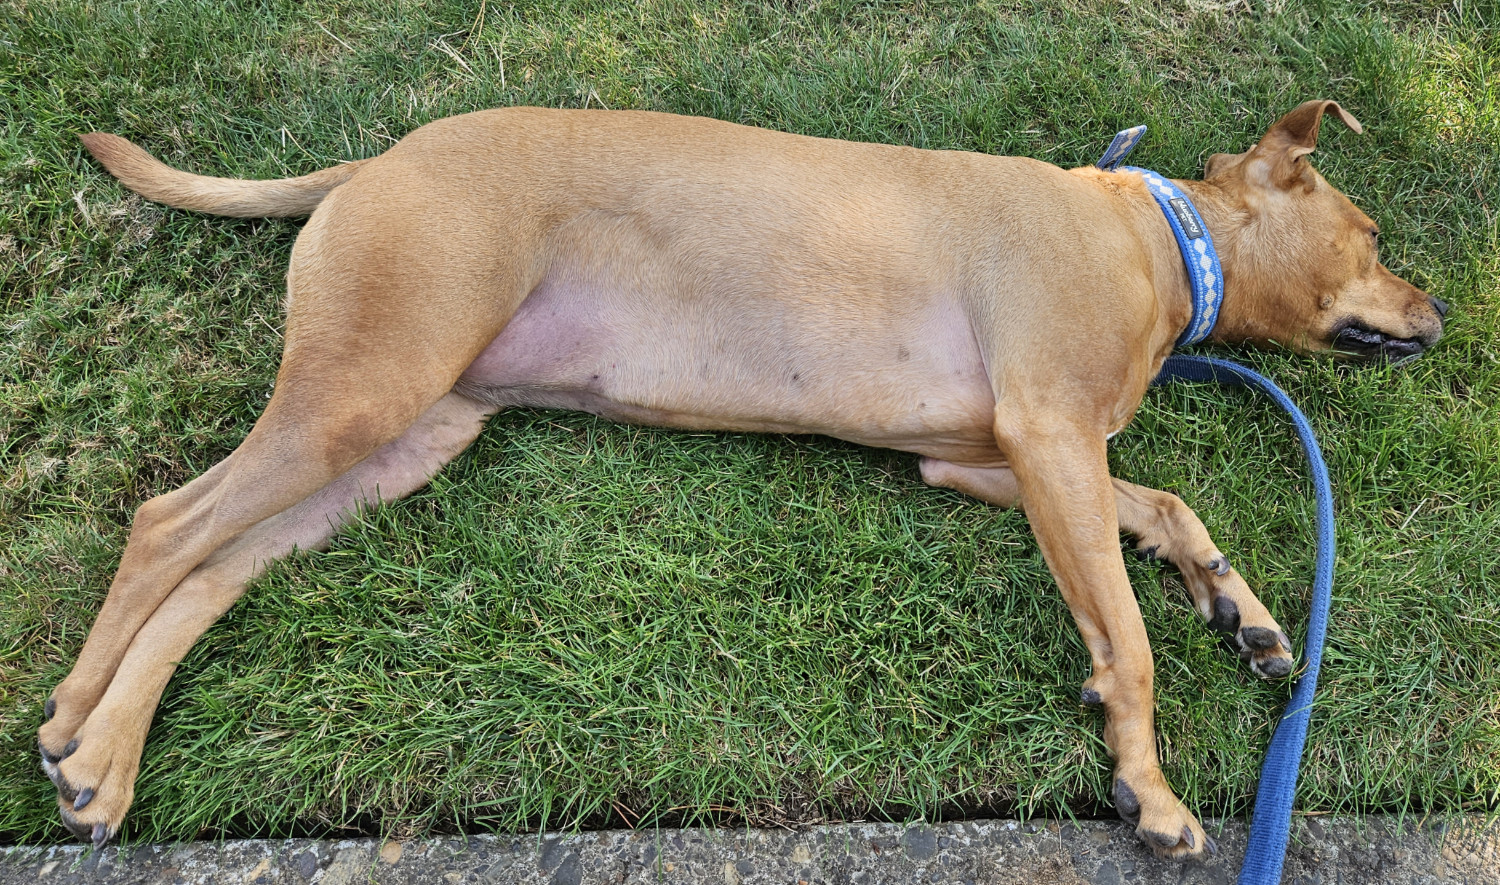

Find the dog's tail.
[{"left": 79, "top": 133, "right": 368, "bottom": 218}]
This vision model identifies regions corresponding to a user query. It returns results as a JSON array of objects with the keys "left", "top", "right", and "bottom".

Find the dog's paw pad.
[
  {"left": 1206, "top": 595, "right": 1240, "bottom": 633},
  {"left": 1137, "top": 814, "right": 1210, "bottom": 860},
  {"left": 1236, "top": 627, "right": 1295, "bottom": 679},
  {"left": 58, "top": 788, "right": 122, "bottom": 849},
  {"left": 1238, "top": 626, "right": 1283, "bottom": 651},
  {"left": 1253, "top": 655, "right": 1294, "bottom": 679},
  {"left": 1113, "top": 778, "right": 1140, "bottom": 824},
  {"left": 58, "top": 809, "right": 91, "bottom": 842}
]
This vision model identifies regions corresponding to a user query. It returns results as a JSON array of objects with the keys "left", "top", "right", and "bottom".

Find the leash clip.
[{"left": 1096, "top": 125, "right": 1147, "bottom": 171}]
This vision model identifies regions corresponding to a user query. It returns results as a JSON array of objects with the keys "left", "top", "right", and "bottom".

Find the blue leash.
[
  {"left": 1154, "top": 356, "right": 1335, "bottom": 885},
  {"left": 1098, "top": 128, "right": 1336, "bottom": 883}
]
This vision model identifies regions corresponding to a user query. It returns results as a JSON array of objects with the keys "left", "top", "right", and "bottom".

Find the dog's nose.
[{"left": 1430, "top": 296, "right": 1449, "bottom": 318}]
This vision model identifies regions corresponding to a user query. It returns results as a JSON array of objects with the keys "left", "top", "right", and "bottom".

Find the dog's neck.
[
  {"left": 1149, "top": 178, "right": 1255, "bottom": 348},
  {"left": 1181, "top": 179, "right": 1305, "bottom": 350}
]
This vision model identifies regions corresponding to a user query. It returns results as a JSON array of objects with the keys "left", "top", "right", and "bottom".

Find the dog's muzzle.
[{"left": 1331, "top": 321, "right": 1431, "bottom": 363}]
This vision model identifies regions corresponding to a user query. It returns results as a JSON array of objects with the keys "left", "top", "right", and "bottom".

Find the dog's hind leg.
[
  {"left": 37, "top": 388, "right": 449, "bottom": 840},
  {"left": 40, "top": 176, "right": 542, "bottom": 841},
  {"left": 1111, "top": 480, "right": 1294, "bottom": 678},
  {"left": 41, "top": 324, "right": 488, "bottom": 757},
  {"left": 44, "top": 391, "right": 495, "bottom": 844}
]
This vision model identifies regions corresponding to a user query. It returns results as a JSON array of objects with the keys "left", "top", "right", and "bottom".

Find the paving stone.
[
  {"left": 902, "top": 827, "right": 938, "bottom": 861},
  {"left": 3, "top": 816, "right": 1498, "bottom": 884},
  {"left": 292, "top": 849, "right": 317, "bottom": 880}
]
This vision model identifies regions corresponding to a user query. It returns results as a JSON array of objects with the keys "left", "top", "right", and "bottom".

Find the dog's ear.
[
  {"left": 1250, "top": 100, "right": 1363, "bottom": 190},
  {"left": 1203, "top": 152, "right": 1238, "bottom": 180}
]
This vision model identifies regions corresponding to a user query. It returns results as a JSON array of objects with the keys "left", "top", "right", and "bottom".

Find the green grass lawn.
[{"left": 2, "top": 0, "right": 1497, "bottom": 845}]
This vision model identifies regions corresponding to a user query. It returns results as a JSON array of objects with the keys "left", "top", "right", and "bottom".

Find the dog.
[{"left": 41, "top": 100, "right": 1444, "bottom": 857}]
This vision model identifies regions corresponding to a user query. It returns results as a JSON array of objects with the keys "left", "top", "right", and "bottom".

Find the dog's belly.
[{"left": 456, "top": 271, "right": 1002, "bottom": 463}]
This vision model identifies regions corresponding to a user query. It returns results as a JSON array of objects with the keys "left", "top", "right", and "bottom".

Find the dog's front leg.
[
  {"left": 1112, "top": 479, "right": 1295, "bottom": 678},
  {"left": 921, "top": 461, "right": 1295, "bottom": 682},
  {"left": 990, "top": 410, "right": 1209, "bottom": 859}
]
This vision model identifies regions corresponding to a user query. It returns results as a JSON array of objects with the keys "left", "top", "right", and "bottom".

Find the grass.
[{"left": 2, "top": 0, "right": 1497, "bottom": 845}]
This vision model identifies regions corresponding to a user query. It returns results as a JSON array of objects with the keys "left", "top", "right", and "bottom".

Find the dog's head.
[{"left": 1203, "top": 100, "right": 1445, "bottom": 362}]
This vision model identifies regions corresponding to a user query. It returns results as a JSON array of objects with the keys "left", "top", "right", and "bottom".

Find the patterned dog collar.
[{"left": 1095, "top": 128, "right": 1224, "bottom": 347}]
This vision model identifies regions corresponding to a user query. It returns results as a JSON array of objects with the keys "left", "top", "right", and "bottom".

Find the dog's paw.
[
  {"left": 1114, "top": 777, "right": 1215, "bottom": 860},
  {"left": 1199, "top": 588, "right": 1295, "bottom": 678},
  {"left": 1230, "top": 625, "right": 1295, "bottom": 679},
  {"left": 1164, "top": 555, "right": 1297, "bottom": 680},
  {"left": 38, "top": 687, "right": 99, "bottom": 772},
  {"left": 44, "top": 717, "right": 139, "bottom": 848}
]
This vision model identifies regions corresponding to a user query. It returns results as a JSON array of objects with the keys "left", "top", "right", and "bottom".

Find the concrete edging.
[{"left": 4, "top": 815, "right": 1496, "bottom": 884}]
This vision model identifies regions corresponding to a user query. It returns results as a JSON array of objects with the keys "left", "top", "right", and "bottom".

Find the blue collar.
[{"left": 1096, "top": 128, "right": 1223, "bottom": 347}]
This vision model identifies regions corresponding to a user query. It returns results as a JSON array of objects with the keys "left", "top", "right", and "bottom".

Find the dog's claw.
[
  {"left": 62, "top": 738, "right": 79, "bottom": 760},
  {"left": 1182, "top": 825, "right": 1195, "bottom": 849},
  {"left": 1206, "top": 835, "right": 1218, "bottom": 856},
  {"left": 1081, "top": 686, "right": 1103, "bottom": 706},
  {"left": 91, "top": 822, "right": 108, "bottom": 850},
  {"left": 1209, "top": 556, "right": 1230, "bottom": 576},
  {"left": 74, "top": 788, "right": 94, "bottom": 812},
  {"left": 44, "top": 698, "right": 56, "bottom": 722},
  {"left": 1138, "top": 545, "right": 1160, "bottom": 561}
]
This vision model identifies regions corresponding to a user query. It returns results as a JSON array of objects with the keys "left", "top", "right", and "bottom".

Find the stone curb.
[{"left": 3, "top": 816, "right": 1495, "bottom": 884}]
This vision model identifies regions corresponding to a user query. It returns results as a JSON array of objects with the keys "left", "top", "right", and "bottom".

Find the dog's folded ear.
[
  {"left": 1252, "top": 100, "right": 1364, "bottom": 190},
  {"left": 1263, "top": 99, "right": 1363, "bottom": 158}
]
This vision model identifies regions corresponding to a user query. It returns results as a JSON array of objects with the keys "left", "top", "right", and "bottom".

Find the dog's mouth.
[{"left": 1330, "top": 321, "right": 1426, "bottom": 364}]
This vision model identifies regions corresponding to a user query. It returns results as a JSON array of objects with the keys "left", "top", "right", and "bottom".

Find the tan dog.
[{"left": 43, "top": 100, "right": 1443, "bottom": 857}]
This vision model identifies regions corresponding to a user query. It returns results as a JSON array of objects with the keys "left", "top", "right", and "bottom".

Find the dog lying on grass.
[{"left": 41, "top": 99, "right": 1443, "bottom": 857}]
